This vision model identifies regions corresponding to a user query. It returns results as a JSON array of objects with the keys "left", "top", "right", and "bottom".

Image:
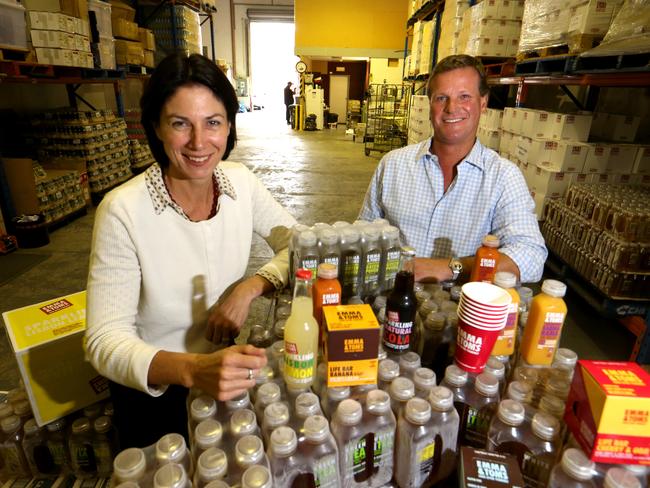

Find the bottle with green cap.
[
  {"left": 521, "top": 412, "right": 561, "bottom": 488},
  {"left": 547, "top": 448, "right": 596, "bottom": 487},
  {"left": 298, "top": 415, "right": 340, "bottom": 488},
  {"left": 425, "top": 386, "right": 460, "bottom": 486},
  {"left": 22, "top": 418, "right": 55, "bottom": 477}
]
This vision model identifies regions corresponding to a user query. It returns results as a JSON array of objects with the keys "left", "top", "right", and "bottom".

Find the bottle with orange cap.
[{"left": 470, "top": 235, "right": 500, "bottom": 283}]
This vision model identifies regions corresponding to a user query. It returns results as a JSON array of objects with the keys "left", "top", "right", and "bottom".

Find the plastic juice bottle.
[
  {"left": 360, "top": 227, "right": 382, "bottom": 299},
  {"left": 45, "top": 419, "right": 70, "bottom": 474},
  {"left": 194, "top": 448, "right": 227, "bottom": 488},
  {"left": 521, "top": 412, "right": 561, "bottom": 488},
  {"left": 483, "top": 357, "right": 507, "bottom": 395},
  {"left": 399, "top": 351, "right": 421, "bottom": 380},
  {"left": 0, "top": 415, "right": 30, "bottom": 479},
  {"left": 322, "top": 386, "right": 351, "bottom": 421},
  {"left": 297, "top": 230, "right": 319, "bottom": 281},
  {"left": 155, "top": 433, "right": 192, "bottom": 477},
  {"left": 319, "top": 228, "right": 341, "bottom": 272},
  {"left": 313, "top": 262, "right": 342, "bottom": 330},
  {"left": 413, "top": 368, "right": 437, "bottom": 399},
  {"left": 229, "top": 435, "right": 270, "bottom": 486},
  {"left": 283, "top": 268, "right": 319, "bottom": 389},
  {"left": 377, "top": 359, "right": 400, "bottom": 391},
  {"left": 330, "top": 399, "right": 368, "bottom": 487},
  {"left": 492, "top": 271, "right": 520, "bottom": 356},
  {"left": 261, "top": 402, "right": 290, "bottom": 446},
  {"left": 460, "top": 372, "right": 501, "bottom": 448},
  {"left": 547, "top": 448, "right": 596, "bottom": 487},
  {"left": 92, "top": 416, "right": 117, "bottom": 478},
  {"left": 439, "top": 364, "right": 470, "bottom": 420},
  {"left": 241, "top": 465, "right": 272, "bottom": 488},
  {"left": 338, "top": 228, "right": 362, "bottom": 301},
  {"left": 153, "top": 463, "right": 190, "bottom": 488},
  {"left": 299, "top": 415, "right": 340, "bottom": 488},
  {"left": 603, "top": 468, "right": 643, "bottom": 488},
  {"left": 380, "top": 225, "right": 402, "bottom": 291},
  {"left": 230, "top": 410, "right": 260, "bottom": 441},
  {"left": 267, "top": 427, "right": 304, "bottom": 486},
  {"left": 519, "top": 280, "right": 568, "bottom": 366},
  {"left": 288, "top": 224, "right": 310, "bottom": 287},
  {"left": 291, "top": 392, "right": 322, "bottom": 434},
  {"left": 362, "top": 389, "right": 396, "bottom": 487},
  {"left": 193, "top": 420, "right": 223, "bottom": 462},
  {"left": 485, "top": 399, "right": 527, "bottom": 460},
  {"left": 254, "top": 383, "right": 282, "bottom": 421},
  {"left": 113, "top": 447, "right": 149, "bottom": 486},
  {"left": 470, "top": 235, "right": 501, "bottom": 283},
  {"left": 552, "top": 348, "right": 579, "bottom": 382},
  {"left": 383, "top": 247, "right": 417, "bottom": 356},
  {"left": 425, "top": 386, "right": 460, "bottom": 486},
  {"left": 389, "top": 377, "right": 415, "bottom": 418},
  {"left": 421, "top": 311, "right": 452, "bottom": 381},
  {"left": 189, "top": 395, "right": 217, "bottom": 444},
  {"left": 22, "top": 418, "right": 55, "bottom": 477},
  {"left": 68, "top": 417, "right": 97, "bottom": 478},
  {"left": 506, "top": 381, "right": 536, "bottom": 421}
]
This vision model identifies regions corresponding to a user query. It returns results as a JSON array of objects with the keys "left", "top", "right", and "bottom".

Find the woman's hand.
[
  {"left": 191, "top": 344, "right": 267, "bottom": 401},
  {"left": 206, "top": 275, "right": 273, "bottom": 344}
]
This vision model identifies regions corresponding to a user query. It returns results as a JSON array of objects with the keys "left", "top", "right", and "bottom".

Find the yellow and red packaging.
[
  {"left": 323, "top": 304, "right": 379, "bottom": 388},
  {"left": 565, "top": 360, "right": 650, "bottom": 465}
]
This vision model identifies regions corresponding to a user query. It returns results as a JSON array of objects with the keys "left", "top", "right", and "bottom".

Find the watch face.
[{"left": 296, "top": 61, "right": 307, "bottom": 73}]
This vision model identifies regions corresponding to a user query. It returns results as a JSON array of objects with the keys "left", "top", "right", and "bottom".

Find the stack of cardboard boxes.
[
  {"left": 407, "top": 95, "right": 432, "bottom": 145},
  {"left": 478, "top": 108, "right": 503, "bottom": 151},
  {"left": 87, "top": 0, "right": 114, "bottom": 69},
  {"left": 438, "top": 0, "right": 471, "bottom": 59},
  {"left": 22, "top": 0, "right": 93, "bottom": 68},
  {"left": 458, "top": 0, "right": 524, "bottom": 58},
  {"left": 146, "top": 4, "right": 201, "bottom": 62}
]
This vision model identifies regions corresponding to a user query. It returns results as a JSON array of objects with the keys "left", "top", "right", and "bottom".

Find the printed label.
[
  {"left": 322, "top": 293, "right": 340, "bottom": 306},
  {"left": 300, "top": 257, "right": 319, "bottom": 279},
  {"left": 372, "top": 428, "right": 395, "bottom": 480},
  {"left": 323, "top": 255, "right": 340, "bottom": 271},
  {"left": 384, "top": 249, "right": 401, "bottom": 281},
  {"left": 0, "top": 444, "right": 23, "bottom": 473},
  {"left": 284, "top": 351, "right": 315, "bottom": 384},
  {"left": 537, "top": 312, "right": 565, "bottom": 352},
  {"left": 343, "top": 255, "right": 360, "bottom": 292},
  {"left": 364, "top": 251, "right": 381, "bottom": 285},
  {"left": 383, "top": 311, "right": 412, "bottom": 351},
  {"left": 464, "top": 405, "right": 494, "bottom": 447},
  {"left": 313, "top": 454, "right": 339, "bottom": 488},
  {"left": 522, "top": 451, "right": 555, "bottom": 488}
]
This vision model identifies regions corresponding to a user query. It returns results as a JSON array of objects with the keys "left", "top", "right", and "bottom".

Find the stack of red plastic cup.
[{"left": 455, "top": 282, "right": 512, "bottom": 373}]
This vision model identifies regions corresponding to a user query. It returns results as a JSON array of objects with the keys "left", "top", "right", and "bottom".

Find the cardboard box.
[
  {"left": 114, "top": 39, "right": 143, "bottom": 65},
  {"left": 143, "top": 49, "right": 154, "bottom": 68},
  {"left": 510, "top": 108, "right": 524, "bottom": 135},
  {"left": 138, "top": 27, "right": 155, "bottom": 50},
  {"left": 530, "top": 190, "right": 556, "bottom": 221},
  {"left": 22, "top": 0, "right": 61, "bottom": 12},
  {"left": 527, "top": 138, "right": 557, "bottom": 168},
  {"left": 583, "top": 143, "right": 611, "bottom": 173},
  {"left": 112, "top": 17, "right": 138, "bottom": 41},
  {"left": 549, "top": 113, "right": 593, "bottom": 141},
  {"left": 568, "top": 0, "right": 618, "bottom": 35},
  {"left": 549, "top": 140, "right": 587, "bottom": 173},
  {"left": 323, "top": 304, "right": 380, "bottom": 387},
  {"left": 27, "top": 10, "right": 66, "bottom": 31},
  {"left": 532, "top": 167, "right": 570, "bottom": 198},
  {"left": 30, "top": 29, "right": 75, "bottom": 49},
  {"left": 604, "top": 144, "right": 638, "bottom": 174},
  {"left": 60, "top": 0, "right": 88, "bottom": 20},
  {"left": 2, "top": 158, "right": 40, "bottom": 215},
  {"left": 2, "top": 291, "right": 110, "bottom": 426},
  {"left": 565, "top": 360, "right": 650, "bottom": 464},
  {"left": 109, "top": 0, "right": 135, "bottom": 21},
  {"left": 42, "top": 157, "right": 91, "bottom": 204},
  {"left": 459, "top": 447, "right": 525, "bottom": 488},
  {"left": 609, "top": 114, "right": 641, "bottom": 142},
  {"left": 632, "top": 146, "right": 650, "bottom": 174},
  {"left": 522, "top": 110, "right": 552, "bottom": 138}
]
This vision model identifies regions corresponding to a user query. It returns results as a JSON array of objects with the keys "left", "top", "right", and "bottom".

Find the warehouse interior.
[{"left": 0, "top": 0, "right": 649, "bottom": 483}]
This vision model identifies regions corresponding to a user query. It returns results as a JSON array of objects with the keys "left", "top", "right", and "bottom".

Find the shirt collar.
[
  {"left": 145, "top": 163, "right": 237, "bottom": 217},
  {"left": 419, "top": 137, "right": 486, "bottom": 171}
]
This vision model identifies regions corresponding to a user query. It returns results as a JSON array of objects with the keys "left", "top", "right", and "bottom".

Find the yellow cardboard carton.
[{"left": 2, "top": 291, "right": 109, "bottom": 426}]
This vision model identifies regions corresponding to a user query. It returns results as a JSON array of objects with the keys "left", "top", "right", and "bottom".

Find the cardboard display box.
[
  {"left": 2, "top": 291, "right": 110, "bottom": 426},
  {"left": 459, "top": 447, "right": 525, "bottom": 488},
  {"left": 565, "top": 360, "right": 650, "bottom": 465},
  {"left": 323, "top": 304, "right": 380, "bottom": 388}
]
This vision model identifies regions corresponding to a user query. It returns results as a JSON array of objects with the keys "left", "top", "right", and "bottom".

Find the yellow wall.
[{"left": 295, "top": 0, "right": 409, "bottom": 58}]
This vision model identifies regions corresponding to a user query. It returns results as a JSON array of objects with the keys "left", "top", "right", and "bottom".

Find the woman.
[{"left": 85, "top": 53, "right": 297, "bottom": 448}]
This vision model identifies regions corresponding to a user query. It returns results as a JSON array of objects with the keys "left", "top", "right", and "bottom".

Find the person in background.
[
  {"left": 85, "top": 53, "right": 297, "bottom": 448},
  {"left": 359, "top": 54, "right": 546, "bottom": 285},
  {"left": 284, "top": 81, "right": 295, "bottom": 125}
]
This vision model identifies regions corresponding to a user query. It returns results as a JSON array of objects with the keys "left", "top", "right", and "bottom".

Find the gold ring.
[{"left": 247, "top": 368, "right": 254, "bottom": 380}]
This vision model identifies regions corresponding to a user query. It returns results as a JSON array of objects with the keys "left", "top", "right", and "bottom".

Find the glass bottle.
[
  {"left": 283, "top": 268, "right": 319, "bottom": 389},
  {"left": 68, "top": 417, "right": 97, "bottom": 478},
  {"left": 426, "top": 386, "right": 460, "bottom": 486},
  {"left": 380, "top": 225, "right": 402, "bottom": 291},
  {"left": 383, "top": 247, "right": 417, "bottom": 356},
  {"left": 22, "top": 418, "right": 55, "bottom": 477},
  {"left": 338, "top": 227, "right": 362, "bottom": 301},
  {"left": 93, "top": 415, "right": 117, "bottom": 478}
]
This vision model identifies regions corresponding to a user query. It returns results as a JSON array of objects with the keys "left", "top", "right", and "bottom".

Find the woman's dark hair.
[{"left": 141, "top": 52, "right": 239, "bottom": 166}]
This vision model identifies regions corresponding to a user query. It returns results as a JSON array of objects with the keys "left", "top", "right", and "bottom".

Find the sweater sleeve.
[{"left": 85, "top": 194, "right": 166, "bottom": 396}]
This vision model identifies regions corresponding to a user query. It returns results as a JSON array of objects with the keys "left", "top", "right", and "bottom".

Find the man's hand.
[{"left": 414, "top": 257, "right": 452, "bottom": 283}]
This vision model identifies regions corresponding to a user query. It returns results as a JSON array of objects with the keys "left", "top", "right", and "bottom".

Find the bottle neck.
[{"left": 293, "top": 278, "right": 312, "bottom": 300}]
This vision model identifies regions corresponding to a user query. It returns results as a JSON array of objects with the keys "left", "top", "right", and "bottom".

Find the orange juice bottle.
[
  {"left": 519, "top": 280, "right": 567, "bottom": 366},
  {"left": 312, "top": 263, "right": 341, "bottom": 335},
  {"left": 470, "top": 235, "right": 500, "bottom": 283},
  {"left": 491, "top": 271, "right": 519, "bottom": 356}
]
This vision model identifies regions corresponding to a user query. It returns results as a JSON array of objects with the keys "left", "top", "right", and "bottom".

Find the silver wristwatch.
[{"left": 448, "top": 257, "right": 463, "bottom": 282}]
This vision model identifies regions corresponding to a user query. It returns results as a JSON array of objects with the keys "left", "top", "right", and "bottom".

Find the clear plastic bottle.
[
  {"left": 68, "top": 417, "right": 97, "bottom": 478},
  {"left": 460, "top": 372, "right": 500, "bottom": 448},
  {"left": 319, "top": 227, "right": 341, "bottom": 272},
  {"left": 389, "top": 377, "right": 415, "bottom": 418},
  {"left": 268, "top": 340, "right": 285, "bottom": 377},
  {"left": 322, "top": 386, "right": 351, "bottom": 420},
  {"left": 230, "top": 435, "right": 270, "bottom": 486},
  {"left": 378, "top": 359, "right": 400, "bottom": 391},
  {"left": 439, "top": 364, "right": 470, "bottom": 419},
  {"left": 299, "top": 415, "right": 340, "bottom": 488},
  {"left": 291, "top": 392, "right": 323, "bottom": 434},
  {"left": 426, "top": 386, "right": 460, "bottom": 486},
  {"left": 45, "top": 419, "right": 70, "bottom": 474},
  {"left": 398, "top": 351, "right": 421, "bottom": 380},
  {"left": 622, "top": 465, "right": 648, "bottom": 488},
  {"left": 155, "top": 433, "right": 192, "bottom": 477},
  {"left": 506, "top": 381, "right": 536, "bottom": 421},
  {"left": 543, "top": 374, "right": 571, "bottom": 403},
  {"left": 521, "top": 412, "right": 561, "bottom": 488},
  {"left": 538, "top": 395, "right": 566, "bottom": 421},
  {"left": 483, "top": 357, "right": 507, "bottom": 395},
  {"left": 394, "top": 397, "right": 437, "bottom": 488},
  {"left": 194, "top": 448, "right": 227, "bottom": 488},
  {"left": 230, "top": 409, "right": 260, "bottom": 441},
  {"left": 383, "top": 247, "right": 417, "bottom": 356},
  {"left": 380, "top": 225, "right": 402, "bottom": 291},
  {"left": 420, "top": 311, "right": 453, "bottom": 381},
  {"left": 93, "top": 415, "right": 117, "bottom": 478},
  {"left": 360, "top": 226, "right": 383, "bottom": 299},
  {"left": 253, "top": 365, "right": 275, "bottom": 400},
  {"left": 113, "top": 447, "right": 149, "bottom": 486},
  {"left": 418, "top": 299, "right": 439, "bottom": 323},
  {"left": 289, "top": 223, "right": 310, "bottom": 286},
  {"left": 314, "top": 362, "right": 328, "bottom": 398},
  {"left": 223, "top": 391, "right": 252, "bottom": 423},
  {"left": 486, "top": 399, "right": 527, "bottom": 458},
  {"left": 189, "top": 395, "right": 217, "bottom": 441},
  {"left": 83, "top": 403, "right": 103, "bottom": 421},
  {"left": 350, "top": 384, "right": 377, "bottom": 406},
  {"left": 254, "top": 382, "right": 282, "bottom": 421},
  {"left": 552, "top": 348, "right": 579, "bottom": 382},
  {"left": 339, "top": 227, "right": 362, "bottom": 301},
  {"left": 268, "top": 426, "right": 307, "bottom": 486},
  {"left": 330, "top": 399, "right": 367, "bottom": 487},
  {"left": 262, "top": 402, "right": 290, "bottom": 446},
  {"left": 153, "top": 463, "right": 190, "bottom": 488},
  {"left": 603, "top": 468, "right": 642, "bottom": 488},
  {"left": 297, "top": 230, "right": 320, "bottom": 280},
  {"left": 22, "top": 418, "right": 55, "bottom": 478},
  {"left": 193, "top": 420, "right": 223, "bottom": 461},
  {"left": 241, "top": 464, "right": 273, "bottom": 488},
  {"left": 547, "top": 448, "right": 596, "bottom": 487},
  {"left": 0, "top": 403, "right": 13, "bottom": 422},
  {"left": 363, "top": 389, "right": 396, "bottom": 487},
  {"left": 413, "top": 368, "right": 437, "bottom": 399},
  {"left": 204, "top": 480, "right": 229, "bottom": 488},
  {"left": 284, "top": 269, "right": 319, "bottom": 389}
]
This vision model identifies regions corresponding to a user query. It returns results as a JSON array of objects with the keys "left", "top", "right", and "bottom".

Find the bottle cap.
[
  {"left": 341, "top": 228, "right": 360, "bottom": 244},
  {"left": 13, "top": 400, "right": 31, "bottom": 416},
  {"left": 544, "top": 376, "right": 570, "bottom": 399},
  {"left": 446, "top": 311, "right": 459, "bottom": 327},
  {"left": 46, "top": 418, "right": 65, "bottom": 432},
  {"left": 235, "top": 435, "right": 264, "bottom": 466},
  {"left": 195, "top": 419, "right": 223, "bottom": 448},
  {"left": 377, "top": 345, "right": 388, "bottom": 361},
  {"left": 264, "top": 402, "right": 289, "bottom": 427},
  {"left": 197, "top": 447, "right": 228, "bottom": 479},
  {"left": 623, "top": 464, "right": 648, "bottom": 477},
  {"left": 482, "top": 235, "right": 500, "bottom": 247},
  {"left": 226, "top": 391, "right": 250, "bottom": 410},
  {"left": 362, "top": 227, "right": 380, "bottom": 241},
  {"left": 405, "top": 397, "right": 432, "bottom": 424},
  {"left": 399, "top": 352, "right": 421, "bottom": 372},
  {"left": 270, "top": 426, "right": 298, "bottom": 457},
  {"left": 413, "top": 368, "right": 436, "bottom": 391},
  {"left": 419, "top": 299, "right": 439, "bottom": 317},
  {"left": 257, "top": 382, "right": 281, "bottom": 405},
  {"left": 328, "top": 386, "right": 351, "bottom": 401},
  {"left": 241, "top": 465, "right": 272, "bottom": 488},
  {"left": 204, "top": 481, "right": 229, "bottom": 488},
  {"left": 153, "top": 463, "right": 187, "bottom": 488},
  {"left": 541, "top": 279, "right": 567, "bottom": 298},
  {"left": 295, "top": 392, "right": 321, "bottom": 418},
  {"left": 378, "top": 359, "right": 400, "bottom": 382},
  {"left": 561, "top": 448, "right": 595, "bottom": 481},
  {"left": 604, "top": 468, "right": 642, "bottom": 488},
  {"left": 373, "top": 295, "right": 387, "bottom": 310},
  {"left": 303, "top": 415, "right": 330, "bottom": 443},
  {"left": 513, "top": 366, "right": 539, "bottom": 385},
  {"left": 390, "top": 377, "right": 415, "bottom": 402},
  {"left": 275, "top": 305, "right": 291, "bottom": 320},
  {"left": 553, "top": 348, "right": 578, "bottom": 370},
  {"left": 401, "top": 246, "right": 416, "bottom": 257},
  {"left": 156, "top": 433, "right": 187, "bottom": 464},
  {"left": 483, "top": 357, "right": 505, "bottom": 381},
  {"left": 532, "top": 412, "right": 559, "bottom": 441},
  {"left": 475, "top": 372, "right": 499, "bottom": 396},
  {"left": 317, "top": 262, "right": 338, "bottom": 279},
  {"left": 494, "top": 271, "right": 517, "bottom": 289},
  {"left": 231, "top": 409, "right": 257, "bottom": 437},
  {"left": 365, "top": 389, "right": 391, "bottom": 414},
  {"left": 382, "top": 225, "right": 400, "bottom": 240},
  {"left": 295, "top": 268, "right": 313, "bottom": 281},
  {"left": 332, "top": 221, "right": 350, "bottom": 229},
  {"left": 24, "top": 418, "right": 39, "bottom": 435},
  {"left": 429, "top": 386, "right": 454, "bottom": 411},
  {"left": 114, "top": 448, "right": 147, "bottom": 482},
  {"left": 292, "top": 223, "right": 309, "bottom": 235},
  {"left": 444, "top": 364, "right": 468, "bottom": 387},
  {"left": 191, "top": 395, "right": 217, "bottom": 421},
  {"left": 335, "top": 399, "right": 362, "bottom": 425},
  {"left": 506, "top": 381, "right": 532, "bottom": 404},
  {"left": 539, "top": 395, "right": 566, "bottom": 418},
  {"left": 416, "top": 290, "right": 432, "bottom": 304},
  {"left": 425, "top": 311, "right": 446, "bottom": 331},
  {"left": 298, "top": 230, "right": 317, "bottom": 247},
  {"left": 319, "top": 228, "right": 339, "bottom": 246},
  {"left": 497, "top": 399, "right": 525, "bottom": 426},
  {"left": 450, "top": 286, "right": 462, "bottom": 301},
  {"left": 94, "top": 415, "right": 112, "bottom": 434},
  {"left": 0, "top": 403, "right": 13, "bottom": 419},
  {"left": 83, "top": 403, "right": 102, "bottom": 418},
  {"left": 71, "top": 417, "right": 91, "bottom": 434}
]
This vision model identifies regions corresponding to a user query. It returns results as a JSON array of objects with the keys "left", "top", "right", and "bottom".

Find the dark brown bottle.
[{"left": 383, "top": 247, "right": 417, "bottom": 356}]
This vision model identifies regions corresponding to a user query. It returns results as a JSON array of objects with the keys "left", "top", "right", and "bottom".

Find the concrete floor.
[{"left": 0, "top": 109, "right": 637, "bottom": 391}]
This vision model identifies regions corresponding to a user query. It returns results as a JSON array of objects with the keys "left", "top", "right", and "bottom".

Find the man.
[
  {"left": 359, "top": 55, "right": 546, "bottom": 284},
  {"left": 284, "top": 81, "right": 294, "bottom": 125}
]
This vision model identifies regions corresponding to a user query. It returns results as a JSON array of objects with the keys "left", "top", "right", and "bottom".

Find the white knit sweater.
[{"left": 85, "top": 162, "right": 296, "bottom": 395}]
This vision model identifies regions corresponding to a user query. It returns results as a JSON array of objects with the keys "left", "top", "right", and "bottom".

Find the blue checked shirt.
[{"left": 359, "top": 138, "right": 547, "bottom": 283}]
